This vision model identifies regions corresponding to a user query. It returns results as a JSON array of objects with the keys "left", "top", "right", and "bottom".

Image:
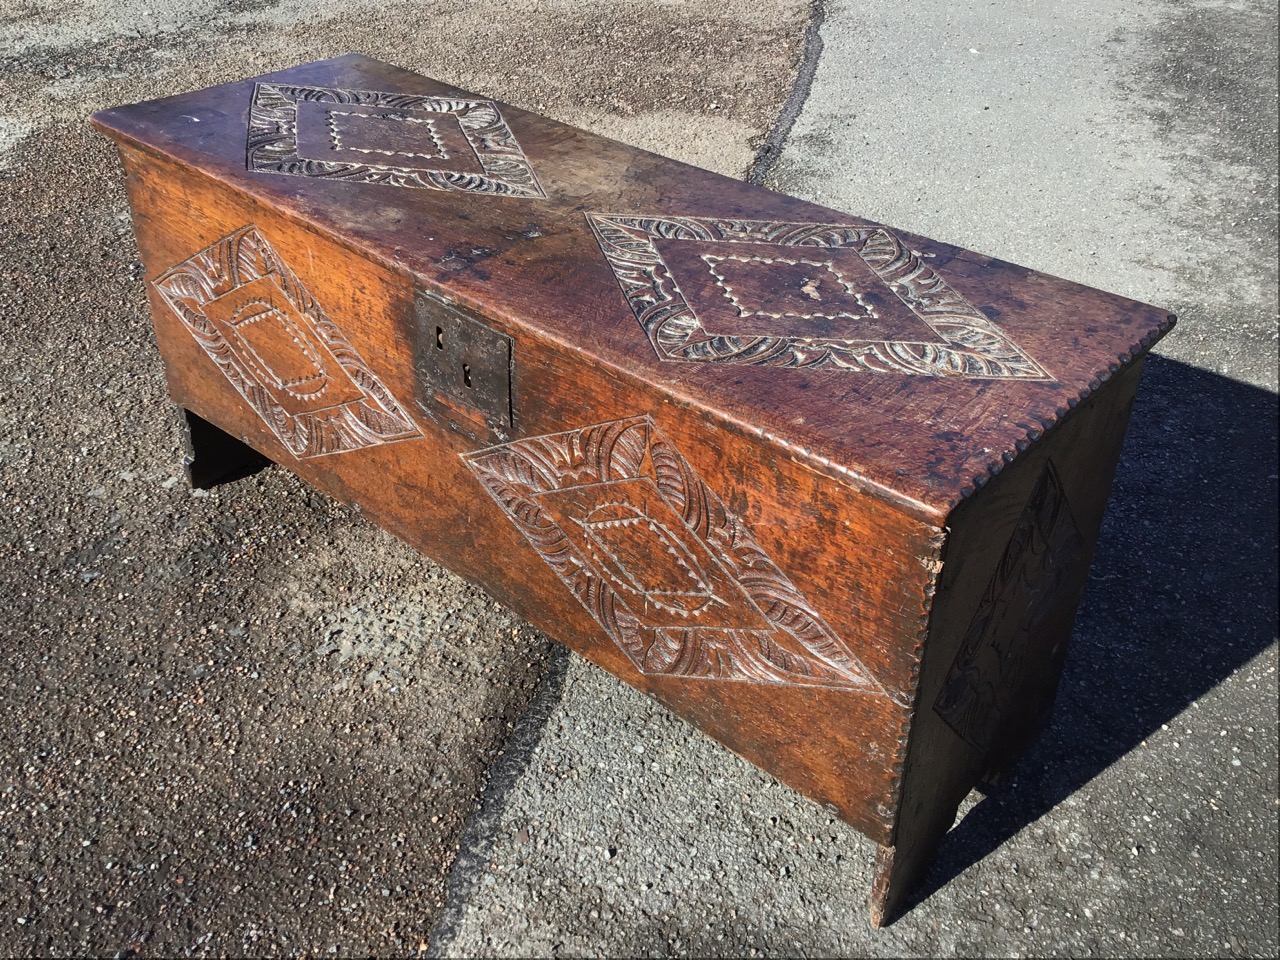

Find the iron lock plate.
[{"left": 413, "top": 291, "right": 514, "bottom": 436}]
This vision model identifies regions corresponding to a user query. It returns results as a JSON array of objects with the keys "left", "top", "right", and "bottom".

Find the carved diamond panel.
[
  {"left": 463, "top": 416, "right": 887, "bottom": 694},
  {"left": 154, "top": 225, "right": 422, "bottom": 459},
  {"left": 588, "top": 214, "right": 1052, "bottom": 379},
  {"left": 934, "top": 461, "right": 1084, "bottom": 751},
  {"left": 248, "top": 83, "right": 546, "bottom": 198}
]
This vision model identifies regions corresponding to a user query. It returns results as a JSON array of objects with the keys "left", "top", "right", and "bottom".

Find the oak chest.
[{"left": 90, "top": 54, "right": 1174, "bottom": 924}]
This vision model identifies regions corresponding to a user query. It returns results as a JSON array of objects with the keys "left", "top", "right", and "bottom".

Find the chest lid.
[{"left": 90, "top": 53, "right": 1174, "bottom": 523}]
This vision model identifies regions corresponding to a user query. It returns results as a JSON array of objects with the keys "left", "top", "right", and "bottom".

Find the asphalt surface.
[
  {"left": 2, "top": 0, "right": 1277, "bottom": 957},
  {"left": 435, "top": 0, "right": 1279, "bottom": 956},
  {"left": 0, "top": 0, "right": 807, "bottom": 955}
]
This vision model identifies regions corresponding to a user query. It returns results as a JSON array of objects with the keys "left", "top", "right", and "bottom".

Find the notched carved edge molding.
[{"left": 952, "top": 312, "right": 1176, "bottom": 509}]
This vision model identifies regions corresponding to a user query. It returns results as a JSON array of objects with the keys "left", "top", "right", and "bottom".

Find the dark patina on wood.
[{"left": 90, "top": 54, "right": 1174, "bottom": 925}]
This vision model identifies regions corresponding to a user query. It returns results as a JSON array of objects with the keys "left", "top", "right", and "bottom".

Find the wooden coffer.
[{"left": 91, "top": 55, "right": 1174, "bottom": 924}]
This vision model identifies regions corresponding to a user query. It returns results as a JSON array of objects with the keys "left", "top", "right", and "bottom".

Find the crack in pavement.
[
  {"left": 747, "top": 0, "right": 827, "bottom": 186},
  {"left": 426, "top": 645, "right": 571, "bottom": 958},
  {"left": 427, "top": 6, "right": 828, "bottom": 946}
]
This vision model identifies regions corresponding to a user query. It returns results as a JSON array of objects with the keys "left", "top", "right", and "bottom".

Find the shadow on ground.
[{"left": 908, "top": 354, "right": 1279, "bottom": 911}]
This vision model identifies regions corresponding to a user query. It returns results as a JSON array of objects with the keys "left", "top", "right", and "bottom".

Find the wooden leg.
[
  {"left": 868, "top": 794, "right": 964, "bottom": 928},
  {"left": 180, "top": 407, "right": 271, "bottom": 489},
  {"left": 869, "top": 844, "right": 906, "bottom": 928},
  {"left": 870, "top": 844, "right": 931, "bottom": 928}
]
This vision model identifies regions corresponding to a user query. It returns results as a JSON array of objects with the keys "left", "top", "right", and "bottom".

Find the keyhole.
[
  {"left": 435, "top": 326, "right": 444, "bottom": 350},
  {"left": 462, "top": 364, "right": 472, "bottom": 388}
]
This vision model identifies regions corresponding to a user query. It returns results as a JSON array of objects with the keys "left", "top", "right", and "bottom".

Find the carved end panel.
[{"left": 934, "top": 461, "right": 1084, "bottom": 755}]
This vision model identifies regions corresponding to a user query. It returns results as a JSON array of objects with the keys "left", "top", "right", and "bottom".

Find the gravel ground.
[
  {"left": 0, "top": 1, "right": 807, "bottom": 955},
  {"left": 434, "top": 0, "right": 1280, "bottom": 956},
  {"left": 1, "top": 0, "right": 1275, "bottom": 956}
]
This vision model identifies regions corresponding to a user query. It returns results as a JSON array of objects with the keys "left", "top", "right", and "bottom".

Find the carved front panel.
[
  {"left": 588, "top": 214, "right": 1052, "bottom": 380},
  {"left": 934, "top": 461, "right": 1084, "bottom": 752},
  {"left": 154, "top": 225, "right": 421, "bottom": 458},
  {"left": 247, "top": 83, "right": 546, "bottom": 198},
  {"left": 463, "top": 416, "right": 890, "bottom": 695}
]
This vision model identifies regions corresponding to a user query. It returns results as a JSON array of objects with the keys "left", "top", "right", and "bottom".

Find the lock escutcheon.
[{"left": 413, "top": 291, "right": 514, "bottom": 436}]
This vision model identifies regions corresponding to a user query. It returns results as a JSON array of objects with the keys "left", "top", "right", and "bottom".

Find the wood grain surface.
[
  {"left": 91, "top": 54, "right": 1175, "bottom": 924},
  {"left": 91, "top": 53, "right": 1174, "bottom": 521}
]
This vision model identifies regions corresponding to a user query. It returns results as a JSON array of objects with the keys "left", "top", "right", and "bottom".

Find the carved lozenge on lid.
[{"left": 91, "top": 53, "right": 1174, "bottom": 521}]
